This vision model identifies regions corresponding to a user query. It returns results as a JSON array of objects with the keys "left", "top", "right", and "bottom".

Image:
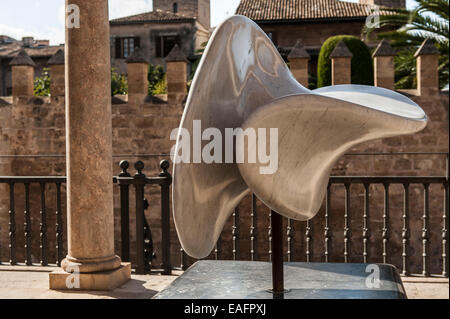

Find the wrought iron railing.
[
  {"left": 0, "top": 153, "right": 448, "bottom": 278},
  {"left": 115, "top": 160, "right": 172, "bottom": 275},
  {"left": 0, "top": 160, "right": 172, "bottom": 275},
  {"left": 0, "top": 176, "right": 66, "bottom": 266},
  {"left": 179, "top": 176, "right": 449, "bottom": 278}
]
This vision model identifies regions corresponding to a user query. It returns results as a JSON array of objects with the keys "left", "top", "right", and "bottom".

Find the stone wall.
[{"left": 0, "top": 40, "right": 448, "bottom": 275}]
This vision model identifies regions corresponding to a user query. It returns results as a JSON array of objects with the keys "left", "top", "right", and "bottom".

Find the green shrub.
[
  {"left": 34, "top": 68, "right": 51, "bottom": 96},
  {"left": 111, "top": 67, "right": 128, "bottom": 96},
  {"left": 152, "top": 76, "right": 167, "bottom": 95},
  {"left": 317, "top": 35, "right": 374, "bottom": 87},
  {"left": 148, "top": 64, "right": 165, "bottom": 95}
]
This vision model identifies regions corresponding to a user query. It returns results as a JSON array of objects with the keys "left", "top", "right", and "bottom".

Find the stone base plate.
[
  {"left": 154, "top": 261, "right": 406, "bottom": 299},
  {"left": 49, "top": 263, "right": 131, "bottom": 291}
]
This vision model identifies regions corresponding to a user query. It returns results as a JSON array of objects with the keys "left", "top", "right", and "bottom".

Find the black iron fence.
[
  {"left": 115, "top": 160, "right": 172, "bottom": 275},
  {"left": 0, "top": 154, "right": 448, "bottom": 278},
  {"left": 0, "top": 160, "right": 172, "bottom": 275},
  {"left": 176, "top": 176, "right": 448, "bottom": 277}
]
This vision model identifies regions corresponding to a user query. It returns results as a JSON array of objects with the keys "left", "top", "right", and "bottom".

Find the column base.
[{"left": 49, "top": 263, "right": 131, "bottom": 291}]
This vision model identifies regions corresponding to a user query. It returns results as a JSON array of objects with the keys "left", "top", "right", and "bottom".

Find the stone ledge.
[{"left": 49, "top": 263, "right": 131, "bottom": 291}]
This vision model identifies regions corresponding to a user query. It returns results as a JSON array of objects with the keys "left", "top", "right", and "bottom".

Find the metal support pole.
[{"left": 271, "top": 210, "right": 284, "bottom": 295}]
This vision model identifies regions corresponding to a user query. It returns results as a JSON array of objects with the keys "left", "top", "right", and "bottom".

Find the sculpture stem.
[{"left": 271, "top": 211, "right": 284, "bottom": 295}]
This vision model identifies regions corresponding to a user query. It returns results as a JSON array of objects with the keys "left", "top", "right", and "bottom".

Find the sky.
[{"left": 0, "top": 0, "right": 418, "bottom": 45}]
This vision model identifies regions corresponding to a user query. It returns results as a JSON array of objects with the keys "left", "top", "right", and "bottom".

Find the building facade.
[
  {"left": 235, "top": 0, "right": 406, "bottom": 75},
  {"left": 0, "top": 36, "right": 62, "bottom": 96},
  {"left": 109, "top": 0, "right": 211, "bottom": 74}
]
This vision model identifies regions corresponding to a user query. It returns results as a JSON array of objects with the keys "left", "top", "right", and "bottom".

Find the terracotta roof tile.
[
  {"left": 110, "top": 9, "right": 195, "bottom": 24},
  {"left": 236, "top": 0, "right": 386, "bottom": 21}
]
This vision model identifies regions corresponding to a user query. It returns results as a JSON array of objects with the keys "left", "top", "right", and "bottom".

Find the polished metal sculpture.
[{"left": 172, "top": 15, "right": 427, "bottom": 259}]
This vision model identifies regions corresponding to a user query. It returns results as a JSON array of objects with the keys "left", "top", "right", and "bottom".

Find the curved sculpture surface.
[{"left": 172, "top": 15, "right": 427, "bottom": 259}]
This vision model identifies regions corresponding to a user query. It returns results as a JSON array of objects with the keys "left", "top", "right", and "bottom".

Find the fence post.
[
  {"left": 10, "top": 49, "right": 36, "bottom": 101},
  {"left": 119, "top": 160, "right": 131, "bottom": 262},
  {"left": 372, "top": 39, "right": 395, "bottom": 90},
  {"left": 126, "top": 47, "right": 149, "bottom": 104},
  {"left": 160, "top": 160, "right": 172, "bottom": 275},
  {"left": 166, "top": 45, "right": 188, "bottom": 105},
  {"left": 330, "top": 40, "right": 352, "bottom": 85},
  {"left": 134, "top": 161, "right": 146, "bottom": 274},
  {"left": 48, "top": 49, "right": 65, "bottom": 100},
  {"left": 288, "top": 40, "right": 310, "bottom": 87},
  {"left": 415, "top": 39, "right": 440, "bottom": 96}
]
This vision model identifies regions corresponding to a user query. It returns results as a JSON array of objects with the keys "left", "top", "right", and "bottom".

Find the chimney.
[
  {"left": 22, "top": 37, "right": 34, "bottom": 47},
  {"left": 330, "top": 40, "right": 353, "bottom": 85}
]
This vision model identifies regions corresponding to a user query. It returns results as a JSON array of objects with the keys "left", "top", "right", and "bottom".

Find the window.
[
  {"left": 155, "top": 35, "right": 180, "bottom": 58},
  {"left": 115, "top": 37, "right": 140, "bottom": 59},
  {"left": 173, "top": 2, "right": 178, "bottom": 13}
]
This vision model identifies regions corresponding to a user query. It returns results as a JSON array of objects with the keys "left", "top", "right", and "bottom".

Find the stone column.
[
  {"left": 288, "top": 40, "right": 310, "bottom": 87},
  {"left": 49, "top": 0, "right": 130, "bottom": 291},
  {"left": 166, "top": 45, "right": 188, "bottom": 105},
  {"left": 48, "top": 49, "right": 65, "bottom": 99},
  {"left": 126, "top": 48, "right": 149, "bottom": 103},
  {"left": 9, "top": 49, "right": 35, "bottom": 100},
  {"left": 330, "top": 40, "right": 353, "bottom": 85},
  {"left": 372, "top": 39, "right": 395, "bottom": 90},
  {"left": 415, "top": 39, "right": 440, "bottom": 96}
]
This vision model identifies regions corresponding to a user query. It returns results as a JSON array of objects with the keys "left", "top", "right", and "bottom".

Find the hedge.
[{"left": 317, "top": 35, "right": 374, "bottom": 87}]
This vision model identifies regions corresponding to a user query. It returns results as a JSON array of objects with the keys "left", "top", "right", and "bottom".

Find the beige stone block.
[
  {"left": 12, "top": 65, "right": 34, "bottom": 98},
  {"left": 290, "top": 58, "right": 309, "bottom": 87},
  {"left": 127, "top": 63, "right": 148, "bottom": 95},
  {"left": 50, "top": 65, "right": 65, "bottom": 97},
  {"left": 49, "top": 263, "right": 131, "bottom": 291},
  {"left": 331, "top": 57, "right": 351, "bottom": 85},
  {"left": 417, "top": 55, "right": 439, "bottom": 96},
  {"left": 374, "top": 56, "right": 394, "bottom": 90}
]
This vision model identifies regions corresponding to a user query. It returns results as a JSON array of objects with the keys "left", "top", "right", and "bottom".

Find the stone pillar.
[
  {"left": 415, "top": 39, "right": 440, "bottom": 96},
  {"left": 9, "top": 49, "right": 35, "bottom": 100},
  {"left": 126, "top": 48, "right": 149, "bottom": 103},
  {"left": 330, "top": 40, "right": 353, "bottom": 85},
  {"left": 372, "top": 39, "right": 395, "bottom": 90},
  {"left": 288, "top": 40, "right": 310, "bottom": 87},
  {"left": 48, "top": 49, "right": 65, "bottom": 99},
  {"left": 166, "top": 45, "right": 188, "bottom": 104},
  {"left": 49, "top": 0, "right": 130, "bottom": 291}
]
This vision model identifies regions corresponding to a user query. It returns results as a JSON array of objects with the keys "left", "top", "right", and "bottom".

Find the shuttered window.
[
  {"left": 115, "top": 37, "right": 140, "bottom": 59},
  {"left": 155, "top": 35, "right": 180, "bottom": 58}
]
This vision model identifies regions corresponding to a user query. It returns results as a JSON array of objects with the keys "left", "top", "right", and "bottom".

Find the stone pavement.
[{"left": 0, "top": 265, "right": 447, "bottom": 299}]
